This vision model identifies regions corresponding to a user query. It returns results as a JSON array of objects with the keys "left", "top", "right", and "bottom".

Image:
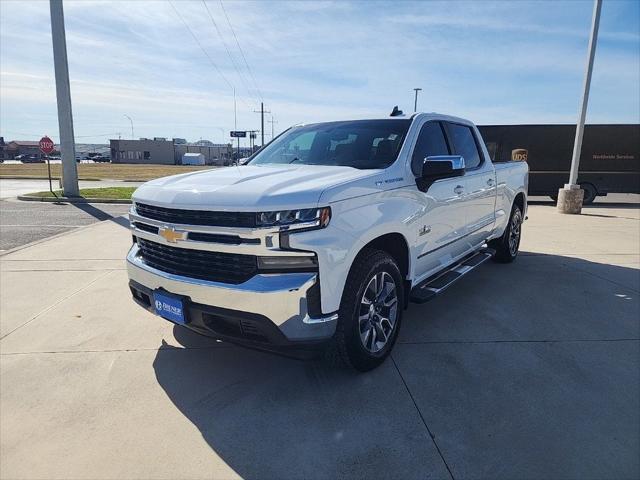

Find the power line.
[
  {"left": 168, "top": 0, "right": 251, "bottom": 110},
  {"left": 201, "top": 0, "right": 259, "bottom": 106},
  {"left": 219, "top": 0, "right": 264, "bottom": 102}
]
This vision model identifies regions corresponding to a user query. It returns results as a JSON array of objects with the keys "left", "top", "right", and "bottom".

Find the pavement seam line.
[
  {"left": 0, "top": 345, "right": 236, "bottom": 355},
  {"left": 0, "top": 270, "right": 115, "bottom": 340},
  {"left": 390, "top": 354, "right": 455, "bottom": 480},
  {"left": 1, "top": 269, "right": 125, "bottom": 273},
  {"left": 558, "top": 261, "right": 640, "bottom": 294},
  {"left": 397, "top": 338, "right": 640, "bottom": 345}
]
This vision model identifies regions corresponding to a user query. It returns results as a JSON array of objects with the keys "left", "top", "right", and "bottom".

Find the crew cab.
[{"left": 127, "top": 112, "right": 528, "bottom": 371}]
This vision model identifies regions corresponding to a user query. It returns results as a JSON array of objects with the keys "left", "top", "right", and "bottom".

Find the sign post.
[
  {"left": 230, "top": 131, "right": 247, "bottom": 163},
  {"left": 39, "top": 136, "right": 56, "bottom": 197}
]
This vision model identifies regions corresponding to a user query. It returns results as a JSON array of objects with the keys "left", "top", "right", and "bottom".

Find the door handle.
[
  {"left": 454, "top": 185, "right": 464, "bottom": 195},
  {"left": 487, "top": 178, "right": 495, "bottom": 186}
]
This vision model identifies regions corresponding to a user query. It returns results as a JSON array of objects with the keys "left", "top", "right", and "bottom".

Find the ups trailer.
[{"left": 478, "top": 124, "right": 640, "bottom": 204}]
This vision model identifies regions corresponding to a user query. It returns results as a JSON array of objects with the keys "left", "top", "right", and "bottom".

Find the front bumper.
[{"left": 127, "top": 244, "right": 338, "bottom": 353}]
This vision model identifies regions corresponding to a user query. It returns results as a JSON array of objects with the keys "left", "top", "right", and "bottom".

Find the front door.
[{"left": 411, "top": 121, "right": 469, "bottom": 281}]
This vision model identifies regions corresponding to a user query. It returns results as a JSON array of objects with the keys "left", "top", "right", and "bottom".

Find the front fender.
[{"left": 288, "top": 189, "right": 418, "bottom": 313}]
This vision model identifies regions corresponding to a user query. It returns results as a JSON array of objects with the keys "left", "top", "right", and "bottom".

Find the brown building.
[{"left": 1, "top": 140, "right": 44, "bottom": 160}]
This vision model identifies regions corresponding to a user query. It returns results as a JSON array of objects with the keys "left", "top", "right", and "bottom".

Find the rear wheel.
[
  {"left": 328, "top": 249, "right": 403, "bottom": 372},
  {"left": 579, "top": 182, "right": 597, "bottom": 205},
  {"left": 489, "top": 204, "right": 523, "bottom": 263}
]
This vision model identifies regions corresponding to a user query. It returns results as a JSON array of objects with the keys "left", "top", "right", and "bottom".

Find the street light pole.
[
  {"left": 557, "top": 0, "right": 602, "bottom": 214},
  {"left": 49, "top": 0, "right": 78, "bottom": 197},
  {"left": 124, "top": 114, "right": 134, "bottom": 139},
  {"left": 413, "top": 88, "right": 422, "bottom": 112}
]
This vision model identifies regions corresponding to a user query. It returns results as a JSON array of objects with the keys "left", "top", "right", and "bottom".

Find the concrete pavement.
[
  {"left": 1, "top": 204, "right": 638, "bottom": 479},
  {"left": 0, "top": 199, "right": 131, "bottom": 251}
]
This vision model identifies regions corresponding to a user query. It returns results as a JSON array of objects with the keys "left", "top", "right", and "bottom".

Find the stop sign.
[{"left": 39, "top": 136, "right": 55, "bottom": 155}]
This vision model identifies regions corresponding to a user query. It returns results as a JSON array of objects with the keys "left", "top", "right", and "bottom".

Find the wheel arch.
[
  {"left": 352, "top": 232, "right": 411, "bottom": 308},
  {"left": 513, "top": 191, "right": 526, "bottom": 215}
]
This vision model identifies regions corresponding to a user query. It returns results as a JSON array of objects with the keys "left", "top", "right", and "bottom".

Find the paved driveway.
[{"left": 1, "top": 204, "right": 638, "bottom": 479}]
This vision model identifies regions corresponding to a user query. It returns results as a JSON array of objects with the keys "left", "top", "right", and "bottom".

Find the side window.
[
  {"left": 446, "top": 123, "right": 482, "bottom": 169},
  {"left": 411, "top": 122, "right": 450, "bottom": 175}
]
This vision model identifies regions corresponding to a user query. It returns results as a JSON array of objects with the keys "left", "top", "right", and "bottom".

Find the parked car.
[
  {"left": 127, "top": 112, "right": 528, "bottom": 371},
  {"left": 91, "top": 154, "right": 110, "bottom": 163},
  {"left": 21, "top": 155, "right": 45, "bottom": 163}
]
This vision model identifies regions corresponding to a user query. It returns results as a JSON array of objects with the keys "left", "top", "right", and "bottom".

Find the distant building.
[
  {"left": 110, "top": 138, "right": 174, "bottom": 164},
  {"left": 2, "top": 140, "right": 43, "bottom": 159},
  {"left": 193, "top": 139, "right": 215, "bottom": 146},
  {"left": 175, "top": 143, "right": 233, "bottom": 166},
  {"left": 172, "top": 138, "right": 187, "bottom": 145},
  {"left": 110, "top": 138, "right": 233, "bottom": 166}
]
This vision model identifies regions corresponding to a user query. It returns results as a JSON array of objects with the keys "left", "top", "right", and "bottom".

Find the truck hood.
[{"left": 132, "top": 164, "right": 380, "bottom": 211}]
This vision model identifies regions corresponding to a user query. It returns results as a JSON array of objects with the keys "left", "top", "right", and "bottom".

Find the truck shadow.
[{"left": 152, "top": 252, "right": 639, "bottom": 479}]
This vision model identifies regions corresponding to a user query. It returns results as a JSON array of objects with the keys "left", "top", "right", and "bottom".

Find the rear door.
[
  {"left": 444, "top": 122, "right": 496, "bottom": 249},
  {"left": 411, "top": 121, "right": 469, "bottom": 280}
]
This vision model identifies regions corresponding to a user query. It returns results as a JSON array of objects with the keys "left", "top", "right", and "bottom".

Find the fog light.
[{"left": 257, "top": 255, "right": 318, "bottom": 272}]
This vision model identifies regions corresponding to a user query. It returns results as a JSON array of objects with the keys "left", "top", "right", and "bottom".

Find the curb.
[
  {"left": 17, "top": 195, "right": 132, "bottom": 204},
  {"left": 0, "top": 176, "right": 140, "bottom": 182}
]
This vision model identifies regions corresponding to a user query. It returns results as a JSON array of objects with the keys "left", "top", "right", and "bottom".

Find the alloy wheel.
[{"left": 358, "top": 271, "right": 399, "bottom": 353}]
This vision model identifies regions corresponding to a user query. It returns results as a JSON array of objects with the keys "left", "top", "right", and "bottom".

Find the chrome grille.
[
  {"left": 137, "top": 238, "right": 257, "bottom": 284},
  {"left": 135, "top": 202, "right": 256, "bottom": 227}
]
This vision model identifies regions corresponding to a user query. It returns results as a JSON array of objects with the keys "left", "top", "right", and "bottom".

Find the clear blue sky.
[{"left": 1, "top": 0, "right": 638, "bottom": 144}]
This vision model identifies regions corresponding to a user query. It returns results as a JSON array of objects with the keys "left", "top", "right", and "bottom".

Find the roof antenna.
[{"left": 390, "top": 106, "right": 403, "bottom": 117}]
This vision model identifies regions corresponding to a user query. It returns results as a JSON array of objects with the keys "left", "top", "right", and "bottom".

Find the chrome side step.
[{"left": 409, "top": 248, "right": 495, "bottom": 304}]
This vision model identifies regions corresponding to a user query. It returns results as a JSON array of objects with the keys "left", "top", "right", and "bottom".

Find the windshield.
[{"left": 249, "top": 119, "right": 411, "bottom": 169}]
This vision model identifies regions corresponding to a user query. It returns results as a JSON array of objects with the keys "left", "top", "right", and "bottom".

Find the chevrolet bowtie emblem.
[{"left": 158, "top": 226, "right": 187, "bottom": 243}]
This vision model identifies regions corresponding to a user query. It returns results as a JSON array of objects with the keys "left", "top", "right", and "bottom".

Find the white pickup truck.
[{"left": 127, "top": 112, "right": 528, "bottom": 371}]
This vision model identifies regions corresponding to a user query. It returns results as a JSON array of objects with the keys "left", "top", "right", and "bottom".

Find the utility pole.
[
  {"left": 557, "top": 0, "right": 602, "bottom": 214},
  {"left": 233, "top": 87, "right": 239, "bottom": 161},
  {"left": 413, "top": 88, "right": 422, "bottom": 112},
  {"left": 49, "top": 0, "right": 78, "bottom": 197},
  {"left": 254, "top": 102, "right": 270, "bottom": 147},
  {"left": 268, "top": 115, "right": 278, "bottom": 140},
  {"left": 124, "top": 114, "right": 134, "bottom": 139}
]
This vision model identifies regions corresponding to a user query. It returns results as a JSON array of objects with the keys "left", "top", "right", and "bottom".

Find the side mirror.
[{"left": 417, "top": 155, "right": 465, "bottom": 191}]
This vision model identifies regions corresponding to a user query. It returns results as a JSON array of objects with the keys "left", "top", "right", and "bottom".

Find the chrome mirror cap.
[{"left": 424, "top": 155, "right": 465, "bottom": 170}]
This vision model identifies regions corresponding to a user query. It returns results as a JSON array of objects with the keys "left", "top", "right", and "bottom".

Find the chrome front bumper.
[{"left": 126, "top": 244, "right": 337, "bottom": 342}]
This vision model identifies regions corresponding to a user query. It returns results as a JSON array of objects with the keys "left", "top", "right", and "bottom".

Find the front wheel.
[
  {"left": 489, "top": 204, "right": 523, "bottom": 263},
  {"left": 329, "top": 249, "right": 404, "bottom": 372}
]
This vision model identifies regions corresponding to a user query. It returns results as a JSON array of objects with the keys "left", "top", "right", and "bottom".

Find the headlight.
[{"left": 256, "top": 207, "right": 331, "bottom": 230}]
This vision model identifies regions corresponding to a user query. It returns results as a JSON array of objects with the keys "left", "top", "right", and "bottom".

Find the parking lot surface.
[
  {"left": 0, "top": 199, "right": 131, "bottom": 251},
  {"left": 1, "top": 204, "right": 639, "bottom": 479}
]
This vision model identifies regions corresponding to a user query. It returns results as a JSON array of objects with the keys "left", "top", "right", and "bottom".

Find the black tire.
[
  {"left": 327, "top": 248, "right": 404, "bottom": 372},
  {"left": 579, "top": 182, "right": 597, "bottom": 205},
  {"left": 489, "top": 204, "right": 523, "bottom": 263}
]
